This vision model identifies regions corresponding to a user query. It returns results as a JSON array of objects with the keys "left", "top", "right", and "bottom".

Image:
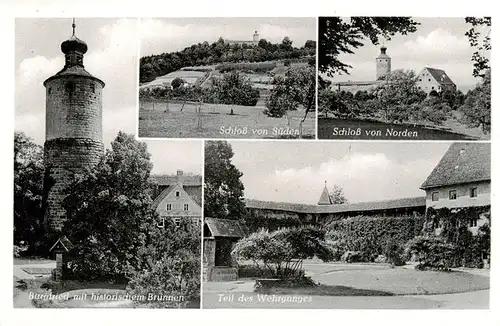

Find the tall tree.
[
  {"left": 62, "top": 132, "right": 157, "bottom": 280},
  {"left": 209, "top": 71, "right": 259, "bottom": 106},
  {"left": 264, "top": 65, "right": 316, "bottom": 119},
  {"left": 14, "top": 132, "right": 45, "bottom": 254},
  {"left": 204, "top": 141, "right": 245, "bottom": 220},
  {"left": 465, "top": 17, "right": 491, "bottom": 78},
  {"left": 318, "top": 17, "right": 419, "bottom": 76},
  {"left": 459, "top": 70, "right": 491, "bottom": 134}
]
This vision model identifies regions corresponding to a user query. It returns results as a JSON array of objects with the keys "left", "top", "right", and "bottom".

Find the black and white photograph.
[
  {"left": 318, "top": 17, "right": 491, "bottom": 140},
  {"left": 138, "top": 18, "right": 316, "bottom": 139},
  {"left": 203, "top": 140, "right": 490, "bottom": 309},
  {"left": 13, "top": 18, "right": 202, "bottom": 308}
]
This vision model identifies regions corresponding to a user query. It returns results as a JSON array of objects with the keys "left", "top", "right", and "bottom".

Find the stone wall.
[
  {"left": 45, "top": 75, "right": 103, "bottom": 142},
  {"left": 44, "top": 138, "right": 104, "bottom": 231}
]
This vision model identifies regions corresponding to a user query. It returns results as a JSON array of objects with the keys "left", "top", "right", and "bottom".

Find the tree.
[
  {"left": 304, "top": 40, "right": 316, "bottom": 49},
  {"left": 264, "top": 65, "right": 315, "bottom": 119},
  {"left": 171, "top": 77, "right": 185, "bottom": 89},
  {"left": 128, "top": 218, "right": 201, "bottom": 307},
  {"left": 318, "top": 17, "right": 419, "bottom": 76},
  {"left": 62, "top": 132, "right": 157, "bottom": 281},
  {"left": 465, "top": 17, "right": 491, "bottom": 78},
  {"left": 14, "top": 132, "right": 45, "bottom": 254},
  {"left": 204, "top": 141, "right": 246, "bottom": 220},
  {"left": 369, "top": 69, "right": 427, "bottom": 123},
  {"left": 459, "top": 70, "right": 491, "bottom": 133},
  {"left": 208, "top": 71, "right": 259, "bottom": 106},
  {"left": 329, "top": 184, "right": 348, "bottom": 204},
  {"left": 232, "top": 226, "right": 333, "bottom": 280}
]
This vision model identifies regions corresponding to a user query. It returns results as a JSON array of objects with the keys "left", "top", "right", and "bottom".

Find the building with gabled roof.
[
  {"left": 150, "top": 170, "right": 202, "bottom": 226},
  {"left": 416, "top": 67, "right": 457, "bottom": 94},
  {"left": 421, "top": 142, "right": 490, "bottom": 209},
  {"left": 420, "top": 142, "right": 490, "bottom": 235}
]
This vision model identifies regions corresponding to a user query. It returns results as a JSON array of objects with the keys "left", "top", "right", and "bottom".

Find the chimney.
[{"left": 176, "top": 170, "right": 184, "bottom": 186}]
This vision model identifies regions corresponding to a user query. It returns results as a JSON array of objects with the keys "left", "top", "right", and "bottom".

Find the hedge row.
[{"left": 326, "top": 215, "right": 425, "bottom": 262}]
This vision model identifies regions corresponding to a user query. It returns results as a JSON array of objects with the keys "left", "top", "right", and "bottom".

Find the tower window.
[
  {"left": 91, "top": 84, "right": 95, "bottom": 93},
  {"left": 65, "top": 82, "right": 75, "bottom": 93},
  {"left": 48, "top": 87, "right": 52, "bottom": 95}
]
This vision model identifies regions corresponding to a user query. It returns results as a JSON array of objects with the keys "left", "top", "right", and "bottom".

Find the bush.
[
  {"left": 171, "top": 77, "right": 185, "bottom": 89},
  {"left": 405, "top": 236, "right": 456, "bottom": 271},
  {"left": 127, "top": 250, "right": 200, "bottom": 308},
  {"left": 374, "top": 255, "right": 387, "bottom": 263},
  {"left": 13, "top": 245, "right": 22, "bottom": 258},
  {"left": 232, "top": 226, "right": 333, "bottom": 280},
  {"left": 341, "top": 251, "right": 363, "bottom": 263},
  {"left": 384, "top": 241, "right": 406, "bottom": 266},
  {"left": 325, "top": 215, "right": 424, "bottom": 263}
]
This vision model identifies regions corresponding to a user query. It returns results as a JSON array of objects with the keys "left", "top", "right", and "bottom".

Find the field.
[
  {"left": 140, "top": 69, "right": 207, "bottom": 89},
  {"left": 138, "top": 100, "right": 315, "bottom": 139}
]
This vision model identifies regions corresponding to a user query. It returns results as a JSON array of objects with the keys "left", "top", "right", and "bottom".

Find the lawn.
[
  {"left": 14, "top": 257, "right": 54, "bottom": 265},
  {"left": 138, "top": 101, "right": 315, "bottom": 139}
]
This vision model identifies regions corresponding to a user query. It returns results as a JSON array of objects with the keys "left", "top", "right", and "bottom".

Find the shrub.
[
  {"left": 341, "top": 251, "right": 363, "bottom": 263},
  {"left": 384, "top": 241, "right": 406, "bottom": 266},
  {"left": 232, "top": 226, "right": 333, "bottom": 280},
  {"left": 325, "top": 215, "right": 424, "bottom": 263},
  {"left": 171, "top": 77, "right": 185, "bottom": 89},
  {"left": 405, "top": 236, "right": 456, "bottom": 271},
  {"left": 127, "top": 249, "right": 200, "bottom": 308},
  {"left": 374, "top": 255, "right": 387, "bottom": 263},
  {"left": 13, "top": 245, "right": 22, "bottom": 258}
]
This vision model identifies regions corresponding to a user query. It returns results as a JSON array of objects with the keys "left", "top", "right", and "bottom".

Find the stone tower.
[
  {"left": 43, "top": 20, "right": 105, "bottom": 232},
  {"left": 376, "top": 45, "right": 391, "bottom": 80},
  {"left": 253, "top": 30, "right": 259, "bottom": 43}
]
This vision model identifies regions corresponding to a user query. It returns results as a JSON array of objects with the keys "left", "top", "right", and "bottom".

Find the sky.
[
  {"left": 324, "top": 17, "right": 491, "bottom": 92},
  {"left": 14, "top": 18, "right": 202, "bottom": 175},
  {"left": 228, "top": 141, "right": 453, "bottom": 204},
  {"left": 140, "top": 17, "right": 316, "bottom": 56}
]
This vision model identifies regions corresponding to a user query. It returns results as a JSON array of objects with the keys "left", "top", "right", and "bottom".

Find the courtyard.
[{"left": 203, "top": 261, "right": 490, "bottom": 309}]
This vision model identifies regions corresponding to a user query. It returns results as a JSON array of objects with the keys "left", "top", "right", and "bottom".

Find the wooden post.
[{"left": 197, "top": 100, "right": 203, "bottom": 130}]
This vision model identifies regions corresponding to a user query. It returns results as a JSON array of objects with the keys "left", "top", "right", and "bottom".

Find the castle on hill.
[
  {"left": 332, "top": 45, "right": 457, "bottom": 94},
  {"left": 225, "top": 30, "right": 260, "bottom": 46}
]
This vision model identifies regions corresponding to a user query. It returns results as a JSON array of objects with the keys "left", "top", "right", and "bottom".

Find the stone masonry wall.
[
  {"left": 44, "top": 138, "right": 103, "bottom": 232},
  {"left": 45, "top": 75, "right": 103, "bottom": 142}
]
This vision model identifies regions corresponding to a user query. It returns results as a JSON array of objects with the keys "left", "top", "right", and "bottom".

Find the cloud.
[
  {"left": 140, "top": 18, "right": 314, "bottom": 56},
  {"left": 243, "top": 153, "right": 432, "bottom": 204},
  {"left": 402, "top": 28, "right": 470, "bottom": 59},
  {"left": 16, "top": 19, "right": 138, "bottom": 146}
]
